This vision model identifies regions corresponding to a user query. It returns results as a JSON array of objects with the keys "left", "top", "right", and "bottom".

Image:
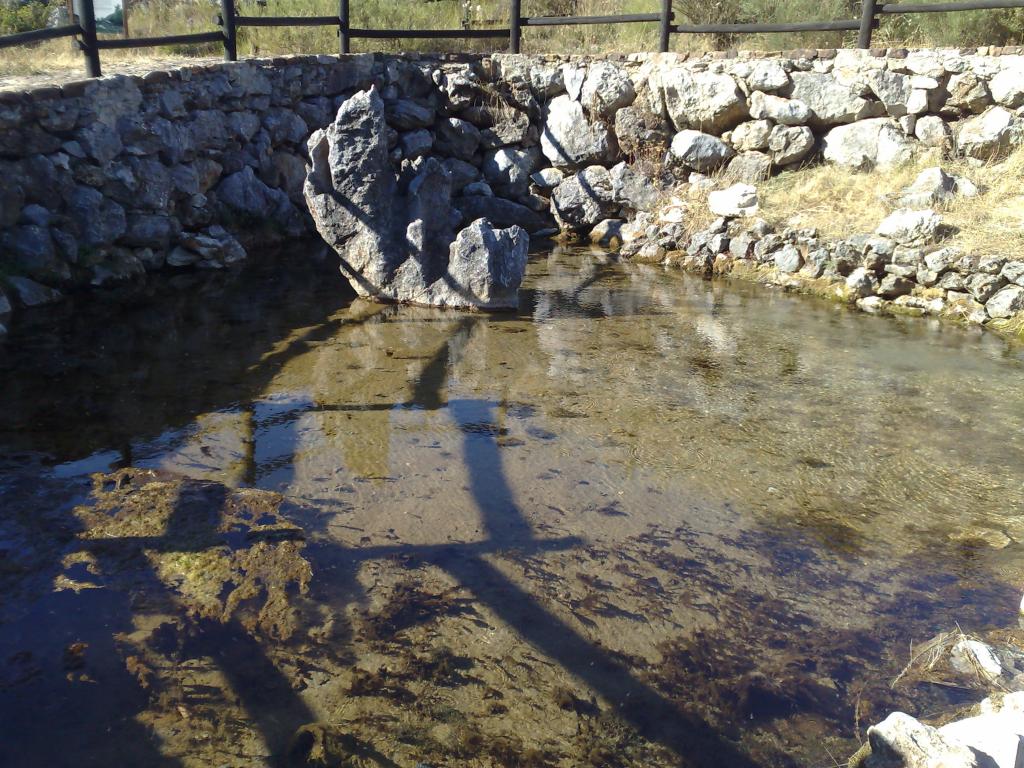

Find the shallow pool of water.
[{"left": 1, "top": 247, "right": 1023, "bottom": 768}]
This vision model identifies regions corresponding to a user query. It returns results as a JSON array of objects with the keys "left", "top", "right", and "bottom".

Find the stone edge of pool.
[{"left": 0, "top": 48, "right": 1022, "bottom": 337}]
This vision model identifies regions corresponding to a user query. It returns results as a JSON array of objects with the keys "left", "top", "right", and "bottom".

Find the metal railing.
[{"left": 1, "top": 0, "right": 1023, "bottom": 80}]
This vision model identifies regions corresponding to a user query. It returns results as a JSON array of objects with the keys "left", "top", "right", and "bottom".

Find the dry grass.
[
  {"left": 890, "top": 626, "right": 1010, "bottom": 692},
  {"left": 0, "top": 40, "right": 222, "bottom": 79},
  {"left": 989, "top": 313, "right": 1024, "bottom": 338},
  {"left": 758, "top": 145, "right": 1024, "bottom": 257}
]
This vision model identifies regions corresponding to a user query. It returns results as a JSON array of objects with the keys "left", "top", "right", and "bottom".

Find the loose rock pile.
[{"left": 619, "top": 164, "right": 1024, "bottom": 330}]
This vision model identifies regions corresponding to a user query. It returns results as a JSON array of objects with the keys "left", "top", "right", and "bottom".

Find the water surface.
[{"left": 1, "top": 247, "right": 1023, "bottom": 768}]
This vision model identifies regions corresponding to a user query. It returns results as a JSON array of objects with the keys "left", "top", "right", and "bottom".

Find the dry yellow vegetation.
[{"left": 758, "top": 146, "right": 1024, "bottom": 258}]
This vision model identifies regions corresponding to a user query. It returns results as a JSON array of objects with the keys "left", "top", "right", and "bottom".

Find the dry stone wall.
[{"left": 1, "top": 47, "right": 1023, "bottom": 335}]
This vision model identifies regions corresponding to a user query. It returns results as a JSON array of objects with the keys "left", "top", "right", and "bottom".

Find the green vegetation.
[{"left": 0, "top": 0, "right": 57, "bottom": 35}]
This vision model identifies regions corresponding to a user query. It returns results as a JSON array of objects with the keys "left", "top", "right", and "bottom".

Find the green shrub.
[{"left": 0, "top": 0, "right": 61, "bottom": 35}]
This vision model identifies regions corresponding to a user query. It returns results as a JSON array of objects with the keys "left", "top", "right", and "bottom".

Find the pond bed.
[{"left": 1, "top": 247, "right": 1023, "bottom": 768}]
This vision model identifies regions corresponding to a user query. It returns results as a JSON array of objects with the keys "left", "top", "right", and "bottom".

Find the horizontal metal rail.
[
  {"left": 521, "top": 13, "right": 660, "bottom": 26},
  {"left": 95, "top": 30, "right": 223, "bottom": 49},
  {"left": 676, "top": 18, "right": 862, "bottom": 32},
  {"left": 880, "top": 0, "right": 1024, "bottom": 12},
  {"left": 0, "top": 23, "right": 81, "bottom": 49},
  {"left": 2, "top": 0, "right": 1023, "bottom": 85},
  {"left": 349, "top": 27, "right": 510, "bottom": 38},
  {"left": 235, "top": 15, "right": 339, "bottom": 27}
]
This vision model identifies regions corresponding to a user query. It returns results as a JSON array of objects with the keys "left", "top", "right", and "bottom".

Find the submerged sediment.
[{"left": 2, "top": 253, "right": 1024, "bottom": 766}]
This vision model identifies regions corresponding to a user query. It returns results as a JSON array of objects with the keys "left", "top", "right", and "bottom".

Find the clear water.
[{"left": 1, "top": 247, "right": 1023, "bottom": 768}]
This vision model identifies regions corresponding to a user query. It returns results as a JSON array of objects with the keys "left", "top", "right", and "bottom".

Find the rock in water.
[
  {"left": 865, "top": 712, "right": 982, "bottom": 768},
  {"left": 445, "top": 219, "right": 529, "bottom": 310},
  {"left": 304, "top": 87, "right": 528, "bottom": 310}
]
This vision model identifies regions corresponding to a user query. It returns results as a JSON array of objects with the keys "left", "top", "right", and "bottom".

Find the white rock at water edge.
[
  {"left": 865, "top": 712, "right": 980, "bottom": 768},
  {"left": 986, "top": 285, "right": 1024, "bottom": 319}
]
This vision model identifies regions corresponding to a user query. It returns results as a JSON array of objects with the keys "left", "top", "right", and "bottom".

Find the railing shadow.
[{"left": 4, "top": 262, "right": 761, "bottom": 766}]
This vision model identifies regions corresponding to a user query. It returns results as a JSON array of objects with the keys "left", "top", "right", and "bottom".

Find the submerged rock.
[
  {"left": 5, "top": 276, "right": 63, "bottom": 308},
  {"left": 303, "top": 87, "right": 529, "bottom": 310}
]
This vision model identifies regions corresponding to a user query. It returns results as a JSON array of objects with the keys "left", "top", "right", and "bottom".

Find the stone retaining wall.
[{"left": 1, "top": 47, "right": 1023, "bottom": 335}]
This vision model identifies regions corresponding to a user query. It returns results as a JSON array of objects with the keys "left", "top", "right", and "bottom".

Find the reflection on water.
[{"left": 1, "top": 247, "right": 1023, "bottom": 768}]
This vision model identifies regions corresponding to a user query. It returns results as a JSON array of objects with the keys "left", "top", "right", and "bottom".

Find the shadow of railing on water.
[{"left": 3, "top": 263, "right": 769, "bottom": 767}]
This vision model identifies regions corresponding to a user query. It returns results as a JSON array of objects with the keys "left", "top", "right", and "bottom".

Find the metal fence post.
[
  {"left": 658, "top": 0, "right": 672, "bottom": 52},
  {"left": 339, "top": 0, "right": 349, "bottom": 54},
  {"left": 509, "top": 0, "right": 521, "bottom": 53},
  {"left": 77, "top": 0, "right": 101, "bottom": 77},
  {"left": 857, "top": 0, "right": 876, "bottom": 48},
  {"left": 220, "top": 0, "right": 237, "bottom": 61}
]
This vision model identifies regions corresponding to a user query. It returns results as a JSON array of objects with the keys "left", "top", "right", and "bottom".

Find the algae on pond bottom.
[{"left": 1, "top": 247, "right": 1023, "bottom": 767}]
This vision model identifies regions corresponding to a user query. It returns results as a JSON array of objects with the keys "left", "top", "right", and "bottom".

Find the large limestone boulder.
[
  {"left": 434, "top": 117, "right": 481, "bottom": 161},
  {"left": 444, "top": 219, "right": 529, "bottom": 310},
  {"left": 614, "top": 106, "right": 671, "bottom": 158},
  {"left": 609, "top": 161, "right": 663, "bottom": 213},
  {"left": 736, "top": 59, "right": 790, "bottom": 93},
  {"left": 865, "top": 70, "right": 915, "bottom": 117},
  {"left": 453, "top": 195, "right": 550, "bottom": 234},
  {"left": 986, "top": 285, "right": 1024, "bottom": 319},
  {"left": 864, "top": 712, "right": 981, "bottom": 768},
  {"left": 4, "top": 276, "right": 63, "bottom": 308},
  {"left": 724, "top": 151, "right": 772, "bottom": 183},
  {"left": 580, "top": 61, "right": 636, "bottom": 119},
  {"left": 939, "top": 706, "right": 1024, "bottom": 768},
  {"left": 730, "top": 119, "right": 773, "bottom": 151},
  {"left": 304, "top": 87, "right": 528, "bottom": 310},
  {"left": 748, "top": 91, "right": 811, "bottom": 126},
  {"left": 669, "top": 130, "right": 735, "bottom": 172},
  {"left": 550, "top": 165, "right": 617, "bottom": 233},
  {"left": 216, "top": 166, "right": 304, "bottom": 235},
  {"left": 946, "top": 72, "right": 992, "bottom": 114},
  {"left": 897, "top": 167, "right": 976, "bottom": 208},
  {"left": 915, "top": 115, "right": 953, "bottom": 148},
  {"left": 768, "top": 125, "right": 815, "bottom": 166},
  {"left": 491, "top": 54, "right": 565, "bottom": 99},
  {"left": 788, "top": 72, "right": 883, "bottom": 127},
  {"left": 822, "top": 118, "right": 916, "bottom": 170},
  {"left": 708, "top": 183, "right": 759, "bottom": 218},
  {"left": 541, "top": 94, "right": 619, "bottom": 168},
  {"left": 482, "top": 147, "right": 540, "bottom": 198},
  {"left": 957, "top": 106, "right": 1023, "bottom": 160},
  {"left": 660, "top": 69, "right": 748, "bottom": 135},
  {"left": 990, "top": 66, "right": 1024, "bottom": 109},
  {"left": 876, "top": 209, "right": 941, "bottom": 245}
]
